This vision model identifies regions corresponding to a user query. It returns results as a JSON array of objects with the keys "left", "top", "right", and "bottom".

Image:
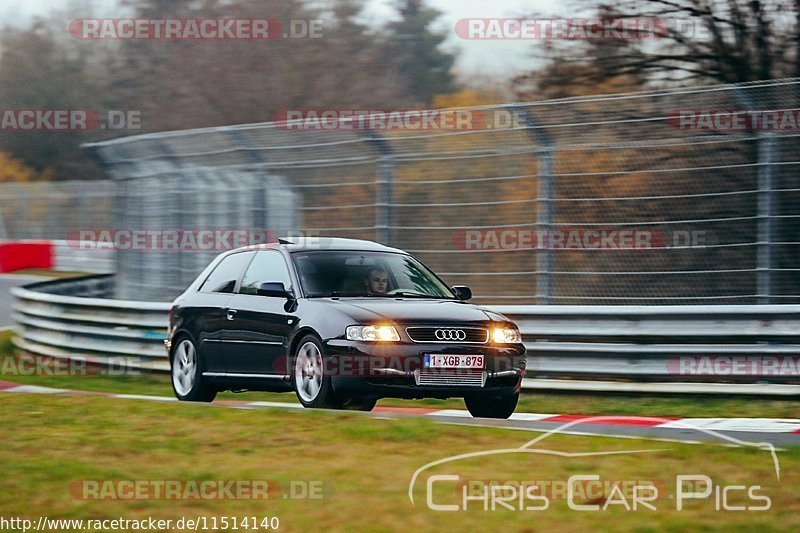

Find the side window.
[
  {"left": 199, "top": 252, "right": 255, "bottom": 294},
  {"left": 239, "top": 251, "right": 293, "bottom": 295}
]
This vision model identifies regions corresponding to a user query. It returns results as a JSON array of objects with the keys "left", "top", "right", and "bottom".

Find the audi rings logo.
[{"left": 434, "top": 329, "right": 467, "bottom": 341}]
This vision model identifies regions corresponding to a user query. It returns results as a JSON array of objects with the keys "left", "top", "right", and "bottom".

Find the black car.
[{"left": 166, "top": 238, "right": 526, "bottom": 418}]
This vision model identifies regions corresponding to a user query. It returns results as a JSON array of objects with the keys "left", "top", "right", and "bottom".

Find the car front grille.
[
  {"left": 415, "top": 368, "right": 487, "bottom": 387},
  {"left": 405, "top": 327, "right": 488, "bottom": 343}
]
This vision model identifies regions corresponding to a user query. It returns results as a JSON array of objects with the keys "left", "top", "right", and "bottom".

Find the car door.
[
  {"left": 195, "top": 251, "right": 255, "bottom": 373},
  {"left": 225, "top": 250, "right": 296, "bottom": 375}
]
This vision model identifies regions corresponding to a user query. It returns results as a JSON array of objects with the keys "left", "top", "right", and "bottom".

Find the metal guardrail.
[
  {"left": 496, "top": 305, "right": 800, "bottom": 381},
  {"left": 10, "top": 277, "right": 800, "bottom": 394},
  {"left": 10, "top": 275, "right": 170, "bottom": 372}
]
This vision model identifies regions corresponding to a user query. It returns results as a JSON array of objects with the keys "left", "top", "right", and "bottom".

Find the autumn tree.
[
  {"left": 0, "top": 18, "right": 108, "bottom": 180},
  {"left": 0, "top": 151, "right": 52, "bottom": 182},
  {"left": 519, "top": 0, "right": 798, "bottom": 89},
  {"left": 382, "top": 0, "right": 456, "bottom": 105},
  {"left": 0, "top": 0, "right": 461, "bottom": 177}
]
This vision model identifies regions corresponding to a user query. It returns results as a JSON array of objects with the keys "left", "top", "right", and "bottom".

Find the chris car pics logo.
[{"left": 409, "top": 416, "right": 778, "bottom": 512}]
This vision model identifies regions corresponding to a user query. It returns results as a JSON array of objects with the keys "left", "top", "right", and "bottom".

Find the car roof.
[{"left": 228, "top": 237, "right": 406, "bottom": 255}]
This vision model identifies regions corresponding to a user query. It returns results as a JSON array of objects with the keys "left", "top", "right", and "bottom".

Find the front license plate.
[{"left": 424, "top": 354, "right": 484, "bottom": 369}]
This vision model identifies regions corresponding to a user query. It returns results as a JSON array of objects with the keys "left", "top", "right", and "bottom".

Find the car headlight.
[
  {"left": 346, "top": 325, "right": 401, "bottom": 342},
  {"left": 491, "top": 326, "right": 521, "bottom": 344}
]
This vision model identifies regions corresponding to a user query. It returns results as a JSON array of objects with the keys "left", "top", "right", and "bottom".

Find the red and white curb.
[
  {"left": 430, "top": 409, "right": 800, "bottom": 433},
  {"left": 0, "top": 239, "right": 114, "bottom": 274},
  {"left": 2, "top": 380, "right": 800, "bottom": 435}
]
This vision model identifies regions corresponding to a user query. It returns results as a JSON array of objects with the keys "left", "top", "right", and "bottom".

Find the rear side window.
[
  {"left": 240, "top": 251, "right": 293, "bottom": 295},
  {"left": 199, "top": 252, "right": 255, "bottom": 293}
]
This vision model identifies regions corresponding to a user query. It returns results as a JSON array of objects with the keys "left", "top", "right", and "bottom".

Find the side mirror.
[
  {"left": 451, "top": 285, "right": 472, "bottom": 301},
  {"left": 258, "top": 282, "right": 291, "bottom": 298}
]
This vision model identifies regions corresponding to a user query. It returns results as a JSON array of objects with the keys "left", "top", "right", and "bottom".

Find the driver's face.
[{"left": 366, "top": 271, "right": 388, "bottom": 293}]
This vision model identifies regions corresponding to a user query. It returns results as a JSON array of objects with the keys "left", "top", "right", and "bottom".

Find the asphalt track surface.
[
  {"left": 1, "top": 380, "right": 798, "bottom": 448},
  {"left": 427, "top": 412, "right": 800, "bottom": 448}
]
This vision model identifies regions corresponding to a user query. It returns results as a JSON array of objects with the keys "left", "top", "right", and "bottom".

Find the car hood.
[{"left": 321, "top": 298, "right": 500, "bottom": 324}]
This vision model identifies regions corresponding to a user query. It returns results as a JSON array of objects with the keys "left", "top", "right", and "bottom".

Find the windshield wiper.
[
  {"left": 308, "top": 291, "right": 449, "bottom": 299},
  {"left": 389, "top": 292, "right": 445, "bottom": 299}
]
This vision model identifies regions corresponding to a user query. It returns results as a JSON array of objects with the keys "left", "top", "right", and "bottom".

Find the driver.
[{"left": 364, "top": 267, "right": 389, "bottom": 295}]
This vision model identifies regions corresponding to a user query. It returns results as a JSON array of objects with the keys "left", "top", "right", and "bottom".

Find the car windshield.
[{"left": 292, "top": 251, "right": 456, "bottom": 299}]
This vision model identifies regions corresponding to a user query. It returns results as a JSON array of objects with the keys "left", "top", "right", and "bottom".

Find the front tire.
[
  {"left": 293, "top": 335, "right": 339, "bottom": 408},
  {"left": 171, "top": 337, "right": 216, "bottom": 402},
  {"left": 338, "top": 396, "right": 378, "bottom": 412},
  {"left": 292, "top": 335, "right": 377, "bottom": 411},
  {"left": 464, "top": 392, "right": 519, "bottom": 419}
]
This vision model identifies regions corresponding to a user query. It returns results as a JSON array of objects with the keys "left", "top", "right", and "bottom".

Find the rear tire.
[
  {"left": 171, "top": 337, "right": 217, "bottom": 402},
  {"left": 464, "top": 392, "right": 519, "bottom": 419}
]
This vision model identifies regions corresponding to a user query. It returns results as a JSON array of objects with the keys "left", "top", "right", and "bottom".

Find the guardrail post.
[
  {"left": 515, "top": 106, "right": 555, "bottom": 304},
  {"left": 360, "top": 128, "right": 395, "bottom": 246}
]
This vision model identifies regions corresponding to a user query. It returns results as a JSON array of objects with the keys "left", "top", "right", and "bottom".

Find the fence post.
[
  {"left": 732, "top": 88, "right": 777, "bottom": 304},
  {"left": 222, "top": 128, "right": 270, "bottom": 230},
  {"left": 360, "top": 128, "right": 395, "bottom": 246},
  {"left": 515, "top": 106, "right": 555, "bottom": 304},
  {"left": 0, "top": 207, "right": 7, "bottom": 240},
  {"left": 757, "top": 132, "right": 777, "bottom": 304},
  {"left": 85, "top": 144, "right": 127, "bottom": 298}
]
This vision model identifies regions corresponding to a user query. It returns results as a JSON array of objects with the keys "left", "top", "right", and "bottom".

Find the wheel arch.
[
  {"left": 168, "top": 330, "right": 198, "bottom": 368},
  {"left": 289, "top": 326, "right": 323, "bottom": 357}
]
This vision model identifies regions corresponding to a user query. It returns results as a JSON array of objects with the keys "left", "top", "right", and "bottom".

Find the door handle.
[{"left": 226, "top": 309, "right": 237, "bottom": 321}]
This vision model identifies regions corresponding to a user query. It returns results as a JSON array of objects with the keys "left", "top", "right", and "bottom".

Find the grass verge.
[{"left": 0, "top": 393, "right": 797, "bottom": 531}]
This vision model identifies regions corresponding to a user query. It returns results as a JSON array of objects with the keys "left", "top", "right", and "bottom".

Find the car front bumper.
[{"left": 322, "top": 339, "right": 526, "bottom": 399}]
